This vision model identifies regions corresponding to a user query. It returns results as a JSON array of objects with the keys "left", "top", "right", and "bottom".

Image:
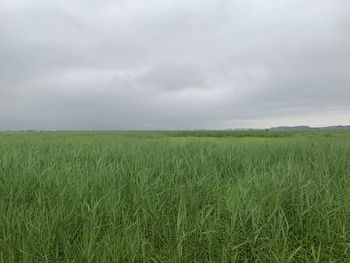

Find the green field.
[{"left": 1, "top": 131, "right": 350, "bottom": 262}]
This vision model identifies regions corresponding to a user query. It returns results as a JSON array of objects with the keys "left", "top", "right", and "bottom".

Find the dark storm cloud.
[{"left": 0, "top": 0, "right": 349, "bottom": 130}]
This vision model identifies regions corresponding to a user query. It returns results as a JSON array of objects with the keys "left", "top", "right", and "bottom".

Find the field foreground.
[{"left": 1, "top": 130, "right": 350, "bottom": 262}]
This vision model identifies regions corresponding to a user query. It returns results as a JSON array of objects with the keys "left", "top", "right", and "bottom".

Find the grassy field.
[{"left": 0, "top": 130, "right": 350, "bottom": 262}]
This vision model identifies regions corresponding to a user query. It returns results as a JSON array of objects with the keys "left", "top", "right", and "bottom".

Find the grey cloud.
[
  {"left": 0, "top": 0, "right": 349, "bottom": 130},
  {"left": 137, "top": 62, "right": 206, "bottom": 91}
]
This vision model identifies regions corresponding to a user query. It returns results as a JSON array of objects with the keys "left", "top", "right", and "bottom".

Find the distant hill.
[
  {"left": 270, "top": 126, "right": 311, "bottom": 131},
  {"left": 321, "top": 125, "right": 350, "bottom": 130},
  {"left": 270, "top": 125, "right": 350, "bottom": 131}
]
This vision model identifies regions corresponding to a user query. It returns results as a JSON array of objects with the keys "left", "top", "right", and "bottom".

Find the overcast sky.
[{"left": 0, "top": 0, "right": 349, "bottom": 130}]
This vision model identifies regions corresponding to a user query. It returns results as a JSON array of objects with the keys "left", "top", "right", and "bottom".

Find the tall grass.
[{"left": 0, "top": 131, "right": 350, "bottom": 262}]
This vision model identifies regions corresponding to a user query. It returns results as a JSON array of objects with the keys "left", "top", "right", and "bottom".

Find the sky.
[{"left": 0, "top": 0, "right": 349, "bottom": 130}]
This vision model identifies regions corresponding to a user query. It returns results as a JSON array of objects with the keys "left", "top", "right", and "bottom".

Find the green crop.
[{"left": 0, "top": 131, "right": 350, "bottom": 262}]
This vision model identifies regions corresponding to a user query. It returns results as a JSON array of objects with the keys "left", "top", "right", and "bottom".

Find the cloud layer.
[{"left": 1, "top": 0, "right": 349, "bottom": 130}]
